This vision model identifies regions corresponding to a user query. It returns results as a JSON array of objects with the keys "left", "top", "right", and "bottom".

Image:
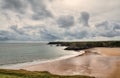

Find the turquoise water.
[{"left": 0, "top": 43, "right": 72, "bottom": 66}]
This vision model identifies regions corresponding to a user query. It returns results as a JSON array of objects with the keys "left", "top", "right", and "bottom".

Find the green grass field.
[{"left": 0, "top": 69, "right": 95, "bottom": 78}]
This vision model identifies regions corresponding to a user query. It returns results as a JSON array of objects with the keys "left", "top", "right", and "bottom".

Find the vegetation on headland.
[
  {"left": 0, "top": 69, "right": 95, "bottom": 78},
  {"left": 48, "top": 41, "right": 120, "bottom": 51}
]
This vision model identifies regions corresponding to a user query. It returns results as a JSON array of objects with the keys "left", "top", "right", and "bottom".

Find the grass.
[
  {"left": 0, "top": 69, "right": 95, "bottom": 78},
  {"left": 0, "top": 74, "right": 22, "bottom": 78}
]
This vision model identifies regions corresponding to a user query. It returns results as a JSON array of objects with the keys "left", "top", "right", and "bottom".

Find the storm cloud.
[
  {"left": 1, "top": 0, "right": 53, "bottom": 20},
  {"left": 10, "top": 25, "right": 26, "bottom": 35},
  {"left": 1, "top": 0, "right": 27, "bottom": 13},
  {"left": 79, "top": 12, "right": 90, "bottom": 26},
  {"left": 57, "top": 15, "right": 74, "bottom": 28},
  {"left": 29, "top": 0, "right": 53, "bottom": 20},
  {"left": 0, "top": 30, "right": 15, "bottom": 41},
  {"left": 39, "top": 29, "right": 60, "bottom": 41},
  {"left": 95, "top": 21, "right": 120, "bottom": 37}
]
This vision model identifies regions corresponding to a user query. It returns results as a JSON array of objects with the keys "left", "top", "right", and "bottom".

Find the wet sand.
[{"left": 22, "top": 48, "right": 120, "bottom": 78}]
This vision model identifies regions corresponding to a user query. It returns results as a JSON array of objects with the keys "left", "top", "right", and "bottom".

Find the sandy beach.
[
  {"left": 93, "top": 48, "right": 120, "bottom": 56},
  {"left": 19, "top": 48, "right": 120, "bottom": 78}
]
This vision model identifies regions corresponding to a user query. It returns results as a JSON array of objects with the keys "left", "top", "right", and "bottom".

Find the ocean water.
[{"left": 0, "top": 43, "right": 75, "bottom": 66}]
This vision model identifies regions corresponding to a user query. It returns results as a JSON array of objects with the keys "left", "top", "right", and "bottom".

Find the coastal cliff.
[{"left": 48, "top": 41, "right": 120, "bottom": 51}]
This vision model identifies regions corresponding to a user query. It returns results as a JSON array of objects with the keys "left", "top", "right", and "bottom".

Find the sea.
[{"left": 0, "top": 42, "right": 78, "bottom": 68}]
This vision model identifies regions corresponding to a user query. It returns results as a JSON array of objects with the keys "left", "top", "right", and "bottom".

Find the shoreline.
[{"left": 0, "top": 50, "right": 80, "bottom": 70}]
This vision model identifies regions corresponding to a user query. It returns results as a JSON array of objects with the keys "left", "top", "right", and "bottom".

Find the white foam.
[{"left": 79, "top": 50, "right": 85, "bottom": 54}]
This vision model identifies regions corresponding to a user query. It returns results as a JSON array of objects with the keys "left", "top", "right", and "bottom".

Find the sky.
[{"left": 0, "top": 0, "right": 120, "bottom": 41}]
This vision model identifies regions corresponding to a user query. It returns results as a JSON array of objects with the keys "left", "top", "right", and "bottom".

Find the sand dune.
[{"left": 23, "top": 48, "right": 120, "bottom": 78}]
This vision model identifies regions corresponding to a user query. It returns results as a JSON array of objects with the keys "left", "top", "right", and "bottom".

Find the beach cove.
[{"left": 0, "top": 42, "right": 120, "bottom": 78}]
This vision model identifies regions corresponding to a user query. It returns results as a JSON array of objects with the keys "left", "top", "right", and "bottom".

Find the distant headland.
[{"left": 48, "top": 41, "right": 120, "bottom": 51}]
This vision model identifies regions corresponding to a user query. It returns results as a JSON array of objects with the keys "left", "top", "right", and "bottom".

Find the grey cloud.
[
  {"left": 39, "top": 28, "right": 60, "bottom": 41},
  {"left": 1, "top": 0, "right": 52, "bottom": 20},
  {"left": 25, "top": 25, "right": 61, "bottom": 41},
  {"left": 0, "top": 26, "right": 111, "bottom": 41},
  {"left": 23, "top": 26, "right": 41, "bottom": 30},
  {"left": 0, "top": 28, "right": 30, "bottom": 41},
  {"left": 1, "top": 0, "right": 27, "bottom": 13},
  {"left": 22, "top": 25, "right": 59, "bottom": 41},
  {"left": 64, "top": 20, "right": 120, "bottom": 40},
  {"left": 65, "top": 30, "right": 88, "bottom": 39},
  {"left": 9, "top": 25, "right": 60, "bottom": 41},
  {"left": 100, "top": 32, "right": 120, "bottom": 37},
  {"left": 79, "top": 12, "right": 90, "bottom": 26},
  {"left": 0, "top": 30, "right": 15, "bottom": 41},
  {"left": 1, "top": 21, "right": 120, "bottom": 41},
  {"left": 95, "top": 21, "right": 110, "bottom": 30},
  {"left": 10, "top": 25, "right": 26, "bottom": 35},
  {"left": 113, "top": 23, "right": 120, "bottom": 30},
  {"left": 95, "top": 21, "right": 120, "bottom": 37},
  {"left": 32, "top": 11, "right": 52, "bottom": 20},
  {"left": 76, "top": 30, "right": 88, "bottom": 39},
  {"left": 9, "top": 25, "right": 37, "bottom": 41},
  {"left": 28, "top": 0, "right": 53, "bottom": 20},
  {"left": 57, "top": 15, "right": 74, "bottom": 28},
  {"left": 0, "top": 21, "right": 120, "bottom": 41},
  {"left": 41, "top": 33, "right": 59, "bottom": 41}
]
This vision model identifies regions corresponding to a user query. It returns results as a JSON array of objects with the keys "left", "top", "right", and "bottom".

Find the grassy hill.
[{"left": 0, "top": 69, "right": 95, "bottom": 78}]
